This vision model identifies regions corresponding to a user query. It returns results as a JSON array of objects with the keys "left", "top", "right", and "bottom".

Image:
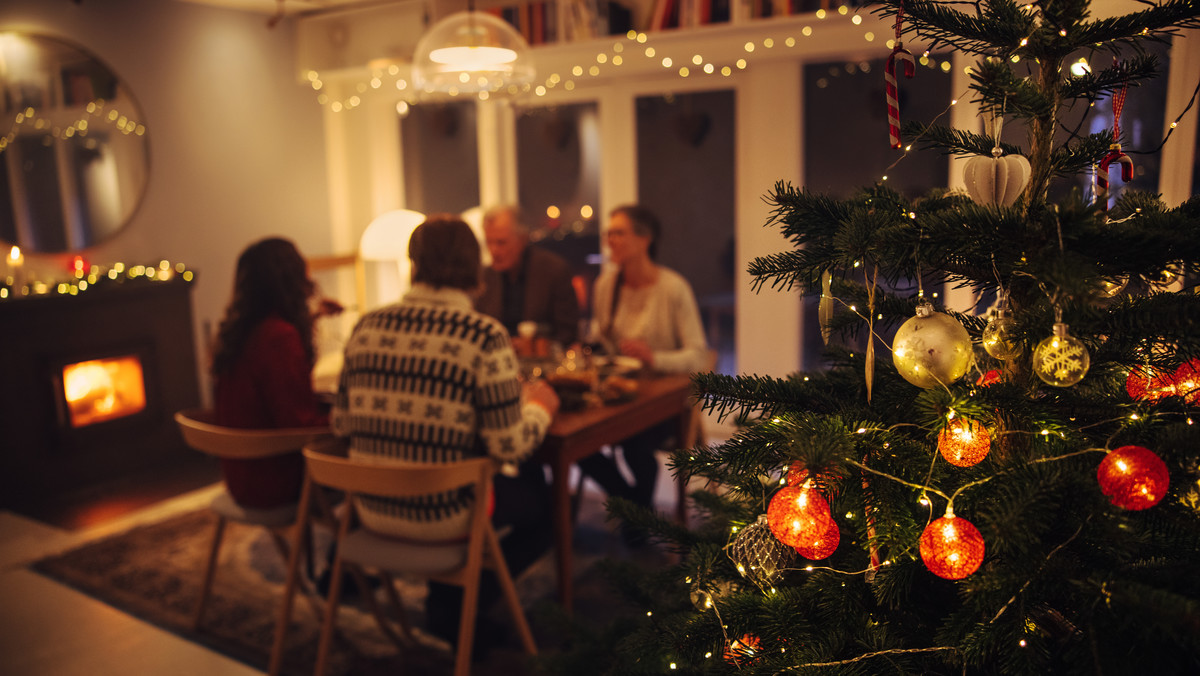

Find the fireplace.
[{"left": 0, "top": 273, "right": 201, "bottom": 509}]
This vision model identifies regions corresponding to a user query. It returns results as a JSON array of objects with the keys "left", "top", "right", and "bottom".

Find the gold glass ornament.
[
  {"left": 1097, "top": 274, "right": 1129, "bottom": 298},
  {"left": 982, "top": 309, "right": 1022, "bottom": 360},
  {"left": 891, "top": 302, "right": 974, "bottom": 388},
  {"left": 1146, "top": 262, "right": 1184, "bottom": 291},
  {"left": 1033, "top": 322, "right": 1090, "bottom": 387}
]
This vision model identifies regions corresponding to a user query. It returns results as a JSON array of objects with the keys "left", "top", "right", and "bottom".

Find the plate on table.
[{"left": 596, "top": 355, "right": 642, "bottom": 377}]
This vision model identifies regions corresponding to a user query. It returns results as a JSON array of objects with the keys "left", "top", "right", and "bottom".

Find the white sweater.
[{"left": 590, "top": 265, "right": 710, "bottom": 374}]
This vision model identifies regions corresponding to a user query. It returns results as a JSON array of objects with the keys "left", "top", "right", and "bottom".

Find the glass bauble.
[
  {"left": 919, "top": 512, "right": 985, "bottom": 580},
  {"left": 1032, "top": 323, "right": 1090, "bottom": 387},
  {"left": 728, "top": 514, "right": 797, "bottom": 588},
  {"left": 982, "top": 310, "right": 1022, "bottom": 360},
  {"left": 891, "top": 303, "right": 974, "bottom": 388},
  {"left": 1097, "top": 445, "right": 1169, "bottom": 510}
]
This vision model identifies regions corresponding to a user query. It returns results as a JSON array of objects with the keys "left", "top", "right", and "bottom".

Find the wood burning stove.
[{"left": 0, "top": 274, "right": 201, "bottom": 510}]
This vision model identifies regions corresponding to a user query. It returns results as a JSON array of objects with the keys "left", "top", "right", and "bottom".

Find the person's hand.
[
  {"left": 618, "top": 338, "right": 654, "bottom": 367},
  {"left": 522, "top": 379, "right": 561, "bottom": 418},
  {"left": 314, "top": 297, "right": 344, "bottom": 317}
]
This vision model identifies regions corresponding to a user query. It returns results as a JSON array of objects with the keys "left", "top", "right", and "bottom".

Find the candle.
[{"left": 8, "top": 246, "right": 23, "bottom": 288}]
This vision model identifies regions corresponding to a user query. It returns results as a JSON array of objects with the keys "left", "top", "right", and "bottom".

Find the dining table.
[{"left": 537, "top": 372, "right": 696, "bottom": 613}]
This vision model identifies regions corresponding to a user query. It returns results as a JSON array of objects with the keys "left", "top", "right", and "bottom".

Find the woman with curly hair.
[{"left": 211, "top": 237, "right": 338, "bottom": 508}]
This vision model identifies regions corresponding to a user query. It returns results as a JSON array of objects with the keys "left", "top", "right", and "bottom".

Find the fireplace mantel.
[{"left": 0, "top": 275, "right": 201, "bottom": 509}]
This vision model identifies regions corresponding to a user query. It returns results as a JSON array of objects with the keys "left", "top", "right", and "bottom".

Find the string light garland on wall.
[
  {"left": 304, "top": 8, "right": 943, "bottom": 112},
  {"left": 0, "top": 258, "right": 193, "bottom": 302}
]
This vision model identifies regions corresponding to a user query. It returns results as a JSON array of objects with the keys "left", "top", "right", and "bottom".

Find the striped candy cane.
[
  {"left": 1094, "top": 143, "right": 1134, "bottom": 211},
  {"left": 1095, "top": 64, "right": 1133, "bottom": 213},
  {"left": 886, "top": 6, "right": 915, "bottom": 149}
]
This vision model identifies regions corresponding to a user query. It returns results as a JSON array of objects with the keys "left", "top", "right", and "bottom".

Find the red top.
[{"left": 213, "top": 316, "right": 327, "bottom": 508}]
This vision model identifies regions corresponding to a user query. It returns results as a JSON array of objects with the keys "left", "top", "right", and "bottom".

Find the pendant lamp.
[{"left": 412, "top": 5, "right": 536, "bottom": 97}]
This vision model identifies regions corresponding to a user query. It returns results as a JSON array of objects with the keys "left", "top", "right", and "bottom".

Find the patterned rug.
[{"left": 30, "top": 509, "right": 609, "bottom": 675}]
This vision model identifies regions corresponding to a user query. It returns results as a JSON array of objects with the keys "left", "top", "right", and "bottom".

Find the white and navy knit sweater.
[{"left": 331, "top": 284, "right": 551, "bottom": 540}]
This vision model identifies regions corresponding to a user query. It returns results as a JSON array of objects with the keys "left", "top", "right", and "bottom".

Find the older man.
[{"left": 474, "top": 205, "right": 580, "bottom": 346}]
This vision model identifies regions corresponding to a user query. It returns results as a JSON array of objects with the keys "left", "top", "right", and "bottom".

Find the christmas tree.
[{"left": 554, "top": 1, "right": 1200, "bottom": 674}]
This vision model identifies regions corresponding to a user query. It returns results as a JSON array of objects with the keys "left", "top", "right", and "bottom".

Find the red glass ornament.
[
  {"left": 919, "top": 513, "right": 985, "bottom": 580},
  {"left": 976, "top": 369, "right": 1002, "bottom": 387},
  {"left": 767, "top": 486, "right": 832, "bottom": 548},
  {"left": 795, "top": 518, "right": 840, "bottom": 560},
  {"left": 1097, "top": 445, "right": 1170, "bottom": 510},
  {"left": 1172, "top": 359, "right": 1200, "bottom": 405},
  {"left": 937, "top": 417, "right": 992, "bottom": 467},
  {"left": 724, "top": 633, "right": 761, "bottom": 666},
  {"left": 1126, "top": 364, "right": 1175, "bottom": 402}
]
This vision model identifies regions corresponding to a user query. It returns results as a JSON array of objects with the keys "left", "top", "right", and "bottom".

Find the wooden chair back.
[{"left": 174, "top": 408, "right": 330, "bottom": 459}]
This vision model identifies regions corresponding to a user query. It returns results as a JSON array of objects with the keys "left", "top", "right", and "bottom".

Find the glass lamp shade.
[{"left": 412, "top": 11, "right": 536, "bottom": 96}]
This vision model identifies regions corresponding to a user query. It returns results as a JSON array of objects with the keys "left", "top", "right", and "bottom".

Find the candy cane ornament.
[
  {"left": 885, "top": 6, "right": 915, "bottom": 149},
  {"left": 886, "top": 46, "right": 916, "bottom": 149},
  {"left": 1094, "top": 63, "right": 1134, "bottom": 213},
  {"left": 1095, "top": 144, "right": 1134, "bottom": 210}
]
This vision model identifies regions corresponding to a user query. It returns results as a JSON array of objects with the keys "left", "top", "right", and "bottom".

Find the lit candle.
[{"left": 8, "top": 245, "right": 23, "bottom": 288}]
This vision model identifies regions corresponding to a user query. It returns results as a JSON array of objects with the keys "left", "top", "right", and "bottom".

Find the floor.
[{"left": 0, "top": 416, "right": 731, "bottom": 676}]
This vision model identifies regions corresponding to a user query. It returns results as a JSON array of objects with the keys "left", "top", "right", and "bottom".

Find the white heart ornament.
[{"left": 963, "top": 151, "right": 1031, "bottom": 206}]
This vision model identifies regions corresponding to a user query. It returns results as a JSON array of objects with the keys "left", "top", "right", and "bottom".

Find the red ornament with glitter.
[
  {"left": 767, "top": 485, "right": 833, "bottom": 548},
  {"left": 1126, "top": 364, "right": 1175, "bottom": 402},
  {"left": 937, "top": 417, "right": 991, "bottom": 467},
  {"left": 795, "top": 518, "right": 841, "bottom": 560},
  {"left": 1097, "top": 445, "right": 1170, "bottom": 510},
  {"left": 724, "top": 633, "right": 761, "bottom": 666},
  {"left": 919, "top": 511, "right": 985, "bottom": 580},
  {"left": 1172, "top": 359, "right": 1200, "bottom": 405},
  {"left": 976, "top": 369, "right": 1002, "bottom": 387}
]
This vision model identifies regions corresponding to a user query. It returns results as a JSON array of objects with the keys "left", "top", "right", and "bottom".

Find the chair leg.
[
  {"left": 455, "top": 572, "right": 482, "bottom": 676},
  {"left": 347, "top": 564, "right": 410, "bottom": 651},
  {"left": 192, "top": 515, "right": 227, "bottom": 631},
  {"left": 269, "top": 516, "right": 311, "bottom": 676},
  {"left": 676, "top": 472, "right": 689, "bottom": 526},
  {"left": 267, "top": 529, "right": 326, "bottom": 625},
  {"left": 378, "top": 571, "right": 415, "bottom": 642},
  {"left": 486, "top": 526, "right": 537, "bottom": 656},
  {"left": 314, "top": 551, "right": 346, "bottom": 676}
]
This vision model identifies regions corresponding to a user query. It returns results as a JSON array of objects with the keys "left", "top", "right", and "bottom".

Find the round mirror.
[{"left": 0, "top": 32, "right": 149, "bottom": 254}]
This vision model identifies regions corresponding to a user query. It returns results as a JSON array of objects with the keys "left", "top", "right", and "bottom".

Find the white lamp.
[
  {"left": 359, "top": 208, "right": 426, "bottom": 307},
  {"left": 459, "top": 205, "right": 492, "bottom": 266},
  {"left": 412, "top": 9, "right": 535, "bottom": 96}
]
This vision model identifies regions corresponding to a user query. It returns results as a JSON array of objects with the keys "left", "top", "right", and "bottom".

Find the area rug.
[{"left": 30, "top": 509, "right": 588, "bottom": 675}]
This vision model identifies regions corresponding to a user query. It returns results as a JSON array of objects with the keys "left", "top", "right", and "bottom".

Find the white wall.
[{"left": 1, "top": 0, "right": 331, "bottom": 403}]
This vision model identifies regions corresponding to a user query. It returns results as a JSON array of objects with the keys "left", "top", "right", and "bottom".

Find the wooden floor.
[{"left": 0, "top": 430, "right": 732, "bottom": 676}]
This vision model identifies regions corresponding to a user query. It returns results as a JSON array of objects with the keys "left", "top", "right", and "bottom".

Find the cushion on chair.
[
  {"left": 338, "top": 530, "right": 469, "bottom": 575},
  {"left": 210, "top": 490, "right": 298, "bottom": 528}
]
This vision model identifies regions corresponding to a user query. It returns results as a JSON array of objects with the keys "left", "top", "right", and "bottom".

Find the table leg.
[{"left": 551, "top": 452, "right": 574, "bottom": 612}]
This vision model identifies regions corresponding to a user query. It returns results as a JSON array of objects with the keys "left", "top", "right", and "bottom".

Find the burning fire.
[{"left": 62, "top": 355, "right": 146, "bottom": 427}]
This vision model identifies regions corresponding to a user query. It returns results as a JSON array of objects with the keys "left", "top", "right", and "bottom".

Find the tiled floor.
[{"left": 0, "top": 415, "right": 732, "bottom": 676}]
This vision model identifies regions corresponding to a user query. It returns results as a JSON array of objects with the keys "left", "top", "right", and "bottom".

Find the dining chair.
[
  {"left": 674, "top": 348, "right": 720, "bottom": 525},
  {"left": 173, "top": 408, "right": 332, "bottom": 632},
  {"left": 272, "top": 438, "right": 537, "bottom": 676}
]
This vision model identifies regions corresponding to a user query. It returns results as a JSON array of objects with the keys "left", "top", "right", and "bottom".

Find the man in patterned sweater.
[{"left": 331, "top": 215, "right": 560, "bottom": 651}]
